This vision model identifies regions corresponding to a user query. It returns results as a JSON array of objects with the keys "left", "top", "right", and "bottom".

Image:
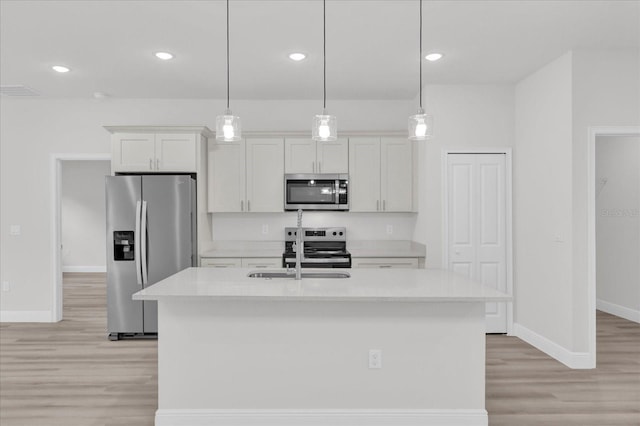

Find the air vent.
[{"left": 0, "top": 85, "right": 40, "bottom": 97}]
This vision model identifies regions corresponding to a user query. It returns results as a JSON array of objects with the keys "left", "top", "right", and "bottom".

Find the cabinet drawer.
[
  {"left": 241, "top": 258, "right": 282, "bottom": 268},
  {"left": 200, "top": 258, "right": 242, "bottom": 268},
  {"left": 351, "top": 258, "right": 419, "bottom": 269}
]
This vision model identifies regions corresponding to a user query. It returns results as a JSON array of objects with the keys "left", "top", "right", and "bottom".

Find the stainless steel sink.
[{"left": 247, "top": 270, "right": 350, "bottom": 279}]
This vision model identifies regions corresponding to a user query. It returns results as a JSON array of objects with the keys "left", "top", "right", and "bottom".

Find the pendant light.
[
  {"left": 216, "top": 0, "right": 241, "bottom": 142},
  {"left": 408, "top": 0, "right": 433, "bottom": 141},
  {"left": 312, "top": 0, "right": 337, "bottom": 142}
]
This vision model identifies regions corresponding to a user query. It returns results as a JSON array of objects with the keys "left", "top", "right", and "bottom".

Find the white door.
[
  {"left": 284, "top": 138, "right": 316, "bottom": 173},
  {"left": 381, "top": 138, "right": 413, "bottom": 212},
  {"left": 208, "top": 140, "right": 245, "bottom": 212},
  {"left": 316, "top": 138, "right": 349, "bottom": 173},
  {"left": 246, "top": 138, "right": 284, "bottom": 212},
  {"left": 348, "top": 137, "right": 381, "bottom": 212},
  {"left": 155, "top": 133, "right": 197, "bottom": 172},
  {"left": 447, "top": 153, "right": 507, "bottom": 333}
]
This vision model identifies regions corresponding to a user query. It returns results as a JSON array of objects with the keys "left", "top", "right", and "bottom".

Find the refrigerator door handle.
[
  {"left": 135, "top": 200, "right": 143, "bottom": 286},
  {"left": 141, "top": 200, "right": 148, "bottom": 285}
]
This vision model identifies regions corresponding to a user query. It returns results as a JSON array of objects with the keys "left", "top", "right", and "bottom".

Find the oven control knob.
[
  {"left": 287, "top": 232, "right": 291, "bottom": 236},
  {"left": 339, "top": 231, "right": 343, "bottom": 236},
  {"left": 333, "top": 232, "right": 337, "bottom": 236}
]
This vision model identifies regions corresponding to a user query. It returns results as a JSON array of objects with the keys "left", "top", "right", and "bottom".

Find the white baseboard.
[
  {"left": 597, "top": 299, "right": 640, "bottom": 323},
  {"left": 62, "top": 265, "right": 106, "bottom": 273},
  {"left": 155, "top": 409, "right": 488, "bottom": 426},
  {"left": 0, "top": 310, "right": 53, "bottom": 323},
  {"left": 513, "top": 323, "right": 594, "bottom": 369}
]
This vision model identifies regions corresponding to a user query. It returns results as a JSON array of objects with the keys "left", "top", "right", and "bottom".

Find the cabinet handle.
[
  {"left": 383, "top": 200, "right": 386, "bottom": 211},
  {"left": 247, "top": 200, "right": 251, "bottom": 212},
  {"left": 156, "top": 158, "right": 160, "bottom": 170},
  {"left": 318, "top": 162, "right": 321, "bottom": 173},
  {"left": 149, "top": 158, "right": 153, "bottom": 170},
  {"left": 379, "top": 265, "right": 392, "bottom": 268},
  {"left": 241, "top": 200, "right": 244, "bottom": 211},
  {"left": 376, "top": 200, "right": 380, "bottom": 211}
]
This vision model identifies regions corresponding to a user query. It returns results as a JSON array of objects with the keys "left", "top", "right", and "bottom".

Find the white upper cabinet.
[
  {"left": 349, "top": 137, "right": 414, "bottom": 212},
  {"left": 209, "top": 138, "right": 284, "bottom": 213},
  {"left": 208, "top": 140, "right": 246, "bottom": 213},
  {"left": 246, "top": 138, "right": 284, "bottom": 212},
  {"left": 284, "top": 138, "right": 348, "bottom": 174},
  {"left": 111, "top": 131, "right": 198, "bottom": 173}
]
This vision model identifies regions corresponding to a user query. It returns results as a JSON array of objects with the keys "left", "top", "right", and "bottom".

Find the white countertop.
[{"left": 133, "top": 267, "right": 510, "bottom": 303}]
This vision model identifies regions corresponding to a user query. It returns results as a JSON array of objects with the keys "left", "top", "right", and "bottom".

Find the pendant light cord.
[
  {"left": 419, "top": 0, "right": 422, "bottom": 110},
  {"left": 226, "top": 0, "right": 230, "bottom": 110},
  {"left": 323, "top": 0, "right": 327, "bottom": 111}
]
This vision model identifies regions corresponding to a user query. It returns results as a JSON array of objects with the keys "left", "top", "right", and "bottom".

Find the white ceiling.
[{"left": 1, "top": 0, "right": 638, "bottom": 100}]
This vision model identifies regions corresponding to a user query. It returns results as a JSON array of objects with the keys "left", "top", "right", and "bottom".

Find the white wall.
[
  {"left": 0, "top": 87, "right": 515, "bottom": 317},
  {"left": 514, "top": 52, "right": 575, "bottom": 350},
  {"left": 61, "top": 160, "right": 111, "bottom": 272},
  {"left": 596, "top": 136, "right": 640, "bottom": 321},
  {"left": 571, "top": 49, "right": 640, "bottom": 350},
  {"left": 513, "top": 49, "right": 640, "bottom": 363}
]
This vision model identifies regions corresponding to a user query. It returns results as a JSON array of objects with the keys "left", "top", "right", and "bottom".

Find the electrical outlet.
[
  {"left": 386, "top": 225, "right": 393, "bottom": 235},
  {"left": 368, "top": 349, "right": 382, "bottom": 369},
  {"left": 2, "top": 281, "right": 10, "bottom": 292},
  {"left": 9, "top": 225, "right": 21, "bottom": 236},
  {"left": 261, "top": 224, "right": 269, "bottom": 235}
]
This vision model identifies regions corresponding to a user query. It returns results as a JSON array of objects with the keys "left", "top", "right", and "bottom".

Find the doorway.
[
  {"left": 51, "top": 154, "right": 110, "bottom": 321},
  {"left": 595, "top": 135, "right": 640, "bottom": 323},
  {"left": 442, "top": 149, "right": 513, "bottom": 334}
]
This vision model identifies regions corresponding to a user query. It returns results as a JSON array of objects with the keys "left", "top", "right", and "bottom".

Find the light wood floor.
[{"left": 1, "top": 273, "right": 639, "bottom": 426}]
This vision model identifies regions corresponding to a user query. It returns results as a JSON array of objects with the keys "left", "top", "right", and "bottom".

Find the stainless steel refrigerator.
[{"left": 105, "top": 175, "right": 196, "bottom": 340}]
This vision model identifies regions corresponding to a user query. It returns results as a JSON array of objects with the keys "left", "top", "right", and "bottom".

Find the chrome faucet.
[{"left": 293, "top": 208, "right": 304, "bottom": 280}]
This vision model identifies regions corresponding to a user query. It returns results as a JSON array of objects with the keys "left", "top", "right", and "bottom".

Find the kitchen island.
[{"left": 133, "top": 267, "right": 510, "bottom": 426}]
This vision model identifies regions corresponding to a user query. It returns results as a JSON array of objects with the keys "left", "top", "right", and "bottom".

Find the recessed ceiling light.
[
  {"left": 155, "top": 52, "right": 174, "bottom": 60},
  {"left": 52, "top": 65, "right": 70, "bottom": 73},
  {"left": 288, "top": 53, "right": 306, "bottom": 61},
  {"left": 425, "top": 53, "right": 444, "bottom": 62}
]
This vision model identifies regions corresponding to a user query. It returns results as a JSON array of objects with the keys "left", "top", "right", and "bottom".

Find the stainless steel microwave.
[{"left": 284, "top": 174, "right": 349, "bottom": 211}]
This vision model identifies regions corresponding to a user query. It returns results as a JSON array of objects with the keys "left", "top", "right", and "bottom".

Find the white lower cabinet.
[
  {"left": 351, "top": 258, "right": 420, "bottom": 269},
  {"left": 241, "top": 258, "right": 282, "bottom": 268},
  {"left": 201, "top": 257, "right": 282, "bottom": 268},
  {"left": 200, "top": 258, "right": 242, "bottom": 268}
]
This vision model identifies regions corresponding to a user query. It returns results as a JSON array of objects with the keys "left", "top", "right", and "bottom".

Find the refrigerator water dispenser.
[{"left": 113, "top": 231, "right": 135, "bottom": 261}]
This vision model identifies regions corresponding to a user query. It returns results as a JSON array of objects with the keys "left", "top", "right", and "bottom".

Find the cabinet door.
[
  {"left": 284, "top": 138, "right": 316, "bottom": 173},
  {"left": 351, "top": 258, "right": 419, "bottom": 268},
  {"left": 155, "top": 133, "right": 197, "bottom": 172},
  {"left": 241, "top": 258, "right": 282, "bottom": 268},
  {"left": 348, "top": 137, "right": 381, "bottom": 212},
  {"left": 381, "top": 138, "right": 413, "bottom": 212},
  {"left": 112, "top": 133, "right": 155, "bottom": 172},
  {"left": 201, "top": 258, "right": 242, "bottom": 267},
  {"left": 208, "top": 140, "right": 245, "bottom": 212},
  {"left": 246, "top": 138, "right": 284, "bottom": 212},
  {"left": 316, "top": 138, "right": 348, "bottom": 173}
]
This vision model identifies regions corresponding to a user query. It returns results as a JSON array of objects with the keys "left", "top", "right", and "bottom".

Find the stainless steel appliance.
[
  {"left": 106, "top": 175, "right": 196, "bottom": 340},
  {"left": 284, "top": 174, "right": 349, "bottom": 211},
  {"left": 282, "top": 227, "right": 351, "bottom": 268}
]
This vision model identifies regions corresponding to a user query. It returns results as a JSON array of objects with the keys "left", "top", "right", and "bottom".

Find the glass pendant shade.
[
  {"left": 312, "top": 113, "right": 337, "bottom": 142},
  {"left": 215, "top": 109, "right": 241, "bottom": 142},
  {"left": 408, "top": 109, "right": 433, "bottom": 141}
]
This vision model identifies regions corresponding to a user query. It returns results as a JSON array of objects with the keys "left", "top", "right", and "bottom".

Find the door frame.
[
  {"left": 587, "top": 126, "right": 640, "bottom": 364},
  {"left": 442, "top": 148, "right": 514, "bottom": 335},
  {"left": 51, "top": 153, "right": 111, "bottom": 322}
]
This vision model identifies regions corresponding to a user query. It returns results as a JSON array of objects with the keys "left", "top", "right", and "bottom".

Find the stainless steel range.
[{"left": 283, "top": 227, "right": 351, "bottom": 268}]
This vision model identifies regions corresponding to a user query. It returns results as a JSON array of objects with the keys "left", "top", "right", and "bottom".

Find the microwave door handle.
[
  {"left": 134, "top": 200, "right": 142, "bottom": 286},
  {"left": 336, "top": 180, "right": 340, "bottom": 204}
]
